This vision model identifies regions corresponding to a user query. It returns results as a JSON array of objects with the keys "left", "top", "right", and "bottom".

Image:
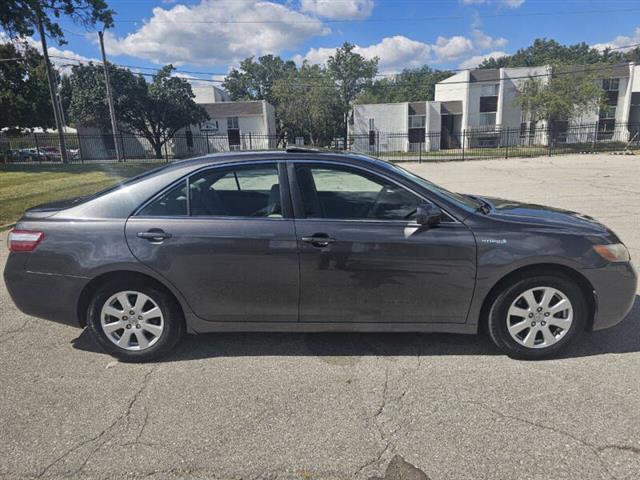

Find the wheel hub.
[
  {"left": 506, "top": 286, "right": 574, "bottom": 349},
  {"left": 100, "top": 290, "right": 164, "bottom": 351}
]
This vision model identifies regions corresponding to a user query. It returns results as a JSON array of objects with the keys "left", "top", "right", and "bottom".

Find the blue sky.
[{"left": 40, "top": 0, "right": 640, "bottom": 81}]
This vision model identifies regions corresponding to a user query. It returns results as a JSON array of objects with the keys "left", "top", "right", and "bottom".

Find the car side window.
[
  {"left": 138, "top": 180, "right": 188, "bottom": 216},
  {"left": 295, "top": 165, "right": 422, "bottom": 221},
  {"left": 190, "top": 164, "right": 282, "bottom": 218}
]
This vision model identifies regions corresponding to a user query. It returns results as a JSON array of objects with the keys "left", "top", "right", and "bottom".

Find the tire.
[
  {"left": 487, "top": 274, "right": 587, "bottom": 360},
  {"left": 87, "top": 278, "right": 184, "bottom": 362}
]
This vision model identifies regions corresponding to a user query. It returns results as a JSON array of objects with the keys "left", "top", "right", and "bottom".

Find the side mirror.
[{"left": 416, "top": 202, "right": 442, "bottom": 227}]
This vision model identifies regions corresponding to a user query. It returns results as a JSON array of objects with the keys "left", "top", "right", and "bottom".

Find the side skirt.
[{"left": 185, "top": 316, "right": 478, "bottom": 335}]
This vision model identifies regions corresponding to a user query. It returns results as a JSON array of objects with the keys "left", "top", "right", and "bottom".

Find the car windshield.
[{"left": 384, "top": 162, "right": 482, "bottom": 211}]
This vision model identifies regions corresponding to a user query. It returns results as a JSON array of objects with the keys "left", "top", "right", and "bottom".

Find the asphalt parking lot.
[{"left": 1, "top": 153, "right": 639, "bottom": 480}]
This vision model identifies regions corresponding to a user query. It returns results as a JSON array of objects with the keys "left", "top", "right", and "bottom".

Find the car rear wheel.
[
  {"left": 87, "top": 279, "right": 184, "bottom": 362},
  {"left": 487, "top": 274, "right": 587, "bottom": 360}
]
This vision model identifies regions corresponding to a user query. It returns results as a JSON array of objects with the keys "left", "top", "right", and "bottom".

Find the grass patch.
[{"left": 0, "top": 162, "right": 161, "bottom": 226}]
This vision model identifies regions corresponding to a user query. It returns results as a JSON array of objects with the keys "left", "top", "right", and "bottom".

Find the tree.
[
  {"left": 0, "top": 0, "right": 113, "bottom": 45},
  {"left": 515, "top": 65, "right": 605, "bottom": 127},
  {"left": 0, "top": 42, "right": 55, "bottom": 131},
  {"left": 272, "top": 63, "right": 342, "bottom": 146},
  {"left": 222, "top": 55, "right": 297, "bottom": 107},
  {"left": 357, "top": 66, "right": 453, "bottom": 104},
  {"left": 479, "top": 38, "right": 632, "bottom": 69},
  {"left": 327, "top": 42, "right": 378, "bottom": 148},
  {"left": 64, "top": 64, "right": 209, "bottom": 158}
]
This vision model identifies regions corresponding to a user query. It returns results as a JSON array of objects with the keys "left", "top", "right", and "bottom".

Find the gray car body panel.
[{"left": 4, "top": 151, "right": 637, "bottom": 334}]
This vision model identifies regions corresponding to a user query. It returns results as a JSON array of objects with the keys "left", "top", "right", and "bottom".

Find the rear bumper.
[
  {"left": 4, "top": 254, "right": 87, "bottom": 328},
  {"left": 581, "top": 261, "right": 638, "bottom": 331}
]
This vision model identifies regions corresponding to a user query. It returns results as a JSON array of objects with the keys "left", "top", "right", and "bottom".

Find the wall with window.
[{"left": 351, "top": 103, "right": 409, "bottom": 153}]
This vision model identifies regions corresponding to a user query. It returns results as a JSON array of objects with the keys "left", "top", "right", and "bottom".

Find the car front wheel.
[
  {"left": 87, "top": 279, "right": 184, "bottom": 362},
  {"left": 487, "top": 274, "right": 587, "bottom": 360}
]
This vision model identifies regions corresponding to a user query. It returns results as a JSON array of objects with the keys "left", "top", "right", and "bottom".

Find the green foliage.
[
  {"left": 64, "top": 64, "right": 209, "bottom": 158},
  {"left": 272, "top": 63, "right": 342, "bottom": 146},
  {"left": 62, "top": 61, "right": 146, "bottom": 130},
  {"left": 222, "top": 55, "right": 297, "bottom": 107},
  {"left": 224, "top": 46, "right": 377, "bottom": 145},
  {"left": 479, "top": 38, "right": 638, "bottom": 69},
  {"left": 0, "top": 42, "right": 54, "bottom": 131},
  {"left": 327, "top": 42, "right": 379, "bottom": 145},
  {"left": 356, "top": 66, "right": 453, "bottom": 104},
  {"left": 515, "top": 65, "right": 606, "bottom": 123},
  {"left": 0, "top": 0, "right": 113, "bottom": 45}
]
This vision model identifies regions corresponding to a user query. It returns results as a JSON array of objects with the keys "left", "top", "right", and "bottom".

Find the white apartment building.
[
  {"left": 351, "top": 62, "right": 640, "bottom": 152},
  {"left": 350, "top": 101, "right": 441, "bottom": 153},
  {"left": 175, "top": 86, "right": 277, "bottom": 156}
]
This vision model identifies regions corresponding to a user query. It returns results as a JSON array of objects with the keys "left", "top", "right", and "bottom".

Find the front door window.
[{"left": 295, "top": 165, "right": 421, "bottom": 221}]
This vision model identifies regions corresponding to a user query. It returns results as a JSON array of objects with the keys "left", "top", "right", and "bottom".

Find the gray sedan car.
[{"left": 4, "top": 150, "right": 637, "bottom": 361}]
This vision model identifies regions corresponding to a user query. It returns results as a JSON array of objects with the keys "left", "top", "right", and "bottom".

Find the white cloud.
[
  {"left": 432, "top": 35, "right": 474, "bottom": 61},
  {"left": 294, "top": 36, "right": 432, "bottom": 73},
  {"left": 471, "top": 29, "right": 507, "bottom": 50},
  {"left": 458, "top": 50, "right": 508, "bottom": 69},
  {"left": 591, "top": 26, "right": 640, "bottom": 52},
  {"left": 295, "top": 29, "right": 508, "bottom": 72},
  {"left": 462, "top": 0, "right": 524, "bottom": 7},
  {"left": 103, "top": 0, "right": 328, "bottom": 66},
  {"left": 355, "top": 36, "right": 432, "bottom": 72},
  {"left": 300, "top": 0, "right": 374, "bottom": 20}
]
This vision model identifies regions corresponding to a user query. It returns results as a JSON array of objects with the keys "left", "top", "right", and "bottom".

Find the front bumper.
[
  {"left": 581, "top": 261, "right": 638, "bottom": 331},
  {"left": 4, "top": 253, "right": 87, "bottom": 328}
]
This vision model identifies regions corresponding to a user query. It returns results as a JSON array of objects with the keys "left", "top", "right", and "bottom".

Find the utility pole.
[
  {"left": 36, "top": 9, "right": 68, "bottom": 162},
  {"left": 98, "top": 30, "right": 122, "bottom": 162}
]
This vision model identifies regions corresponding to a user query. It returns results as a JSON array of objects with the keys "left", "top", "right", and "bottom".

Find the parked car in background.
[{"left": 4, "top": 150, "right": 637, "bottom": 362}]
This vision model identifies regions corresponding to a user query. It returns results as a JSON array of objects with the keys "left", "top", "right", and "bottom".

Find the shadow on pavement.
[{"left": 71, "top": 296, "right": 639, "bottom": 362}]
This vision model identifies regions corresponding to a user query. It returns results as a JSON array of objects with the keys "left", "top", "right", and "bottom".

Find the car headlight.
[{"left": 593, "top": 243, "right": 630, "bottom": 263}]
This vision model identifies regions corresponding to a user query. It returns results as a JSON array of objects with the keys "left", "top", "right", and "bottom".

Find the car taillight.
[{"left": 8, "top": 229, "right": 44, "bottom": 252}]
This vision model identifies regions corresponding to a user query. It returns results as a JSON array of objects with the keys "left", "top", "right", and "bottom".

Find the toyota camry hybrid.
[{"left": 4, "top": 149, "right": 637, "bottom": 361}]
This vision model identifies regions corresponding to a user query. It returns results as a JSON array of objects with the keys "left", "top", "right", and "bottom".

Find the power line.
[
  {"left": 45, "top": 38, "right": 640, "bottom": 82},
  {"left": 52, "top": 57, "right": 639, "bottom": 90},
  {"left": 114, "top": 6, "right": 640, "bottom": 24}
]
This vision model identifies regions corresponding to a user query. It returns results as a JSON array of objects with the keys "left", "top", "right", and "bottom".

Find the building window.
[
  {"left": 479, "top": 96, "right": 498, "bottom": 128},
  {"left": 368, "top": 118, "right": 375, "bottom": 131},
  {"left": 227, "top": 117, "right": 239, "bottom": 130},
  {"left": 598, "top": 73, "right": 619, "bottom": 136},
  {"left": 602, "top": 78, "right": 619, "bottom": 91},
  {"left": 409, "top": 115, "right": 425, "bottom": 128}
]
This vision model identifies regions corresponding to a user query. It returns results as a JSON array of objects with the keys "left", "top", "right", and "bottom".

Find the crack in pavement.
[
  {"left": 36, "top": 367, "right": 159, "bottom": 478},
  {"left": 354, "top": 366, "right": 392, "bottom": 478},
  {"left": 462, "top": 400, "right": 640, "bottom": 480},
  {"left": 0, "top": 320, "right": 31, "bottom": 345},
  {"left": 354, "top": 347, "right": 423, "bottom": 479}
]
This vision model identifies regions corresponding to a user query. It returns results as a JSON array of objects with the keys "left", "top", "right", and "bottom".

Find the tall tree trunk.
[
  {"left": 152, "top": 134, "right": 163, "bottom": 159},
  {"left": 343, "top": 111, "right": 348, "bottom": 150}
]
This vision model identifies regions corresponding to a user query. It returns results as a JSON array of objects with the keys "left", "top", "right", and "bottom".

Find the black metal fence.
[
  {"left": 2, "top": 122, "right": 639, "bottom": 164},
  {"left": 0, "top": 132, "right": 281, "bottom": 164},
  {"left": 349, "top": 122, "right": 640, "bottom": 162}
]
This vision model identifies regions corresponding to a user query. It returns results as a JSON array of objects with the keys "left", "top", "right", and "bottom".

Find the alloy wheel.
[
  {"left": 100, "top": 291, "right": 164, "bottom": 351},
  {"left": 506, "top": 286, "right": 573, "bottom": 349}
]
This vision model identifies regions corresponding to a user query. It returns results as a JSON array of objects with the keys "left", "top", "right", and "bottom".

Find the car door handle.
[
  {"left": 137, "top": 229, "right": 172, "bottom": 242},
  {"left": 301, "top": 234, "right": 336, "bottom": 248}
]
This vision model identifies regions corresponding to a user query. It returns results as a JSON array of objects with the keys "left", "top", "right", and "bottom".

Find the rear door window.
[
  {"left": 138, "top": 180, "right": 188, "bottom": 216},
  {"left": 190, "top": 164, "right": 282, "bottom": 217}
]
